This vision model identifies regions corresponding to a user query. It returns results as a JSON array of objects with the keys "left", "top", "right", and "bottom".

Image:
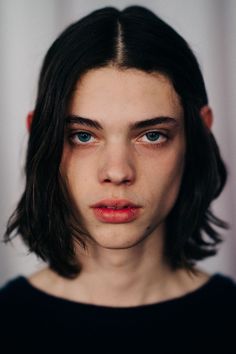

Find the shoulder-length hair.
[{"left": 4, "top": 6, "right": 228, "bottom": 278}]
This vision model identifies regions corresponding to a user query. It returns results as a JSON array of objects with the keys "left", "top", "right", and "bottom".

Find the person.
[{"left": 0, "top": 5, "right": 235, "bottom": 354}]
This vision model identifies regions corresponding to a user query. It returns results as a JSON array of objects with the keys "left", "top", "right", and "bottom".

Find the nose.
[{"left": 98, "top": 143, "right": 136, "bottom": 186}]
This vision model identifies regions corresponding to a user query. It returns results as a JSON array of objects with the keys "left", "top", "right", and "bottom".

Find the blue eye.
[
  {"left": 75, "top": 132, "right": 92, "bottom": 143},
  {"left": 69, "top": 130, "right": 168, "bottom": 147},
  {"left": 140, "top": 131, "right": 168, "bottom": 145},
  {"left": 145, "top": 132, "right": 161, "bottom": 141}
]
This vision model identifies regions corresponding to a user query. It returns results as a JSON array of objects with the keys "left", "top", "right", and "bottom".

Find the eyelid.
[
  {"left": 137, "top": 128, "right": 169, "bottom": 139},
  {"left": 67, "top": 128, "right": 170, "bottom": 145},
  {"left": 138, "top": 129, "right": 169, "bottom": 142},
  {"left": 68, "top": 130, "right": 96, "bottom": 144},
  {"left": 139, "top": 128, "right": 169, "bottom": 135},
  {"left": 68, "top": 128, "right": 168, "bottom": 137}
]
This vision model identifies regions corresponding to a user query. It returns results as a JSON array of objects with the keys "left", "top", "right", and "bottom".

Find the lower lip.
[{"left": 91, "top": 207, "right": 141, "bottom": 223}]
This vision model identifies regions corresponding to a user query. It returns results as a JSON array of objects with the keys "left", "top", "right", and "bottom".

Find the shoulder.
[
  {"left": 0, "top": 276, "right": 25, "bottom": 296},
  {"left": 197, "top": 272, "right": 236, "bottom": 307},
  {"left": 0, "top": 267, "right": 52, "bottom": 302},
  {"left": 0, "top": 276, "right": 27, "bottom": 305},
  {"left": 210, "top": 273, "right": 236, "bottom": 293},
  {"left": 0, "top": 276, "right": 31, "bottom": 326}
]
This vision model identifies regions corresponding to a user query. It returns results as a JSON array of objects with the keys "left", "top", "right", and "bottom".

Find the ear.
[
  {"left": 199, "top": 105, "right": 213, "bottom": 130},
  {"left": 26, "top": 111, "right": 34, "bottom": 132}
]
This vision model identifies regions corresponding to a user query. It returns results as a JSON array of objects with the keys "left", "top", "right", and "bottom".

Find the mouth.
[
  {"left": 90, "top": 199, "right": 142, "bottom": 223},
  {"left": 90, "top": 199, "right": 141, "bottom": 209},
  {"left": 95, "top": 206, "right": 132, "bottom": 210}
]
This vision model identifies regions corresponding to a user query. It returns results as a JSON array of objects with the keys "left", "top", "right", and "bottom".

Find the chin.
[{"left": 90, "top": 230, "right": 148, "bottom": 250}]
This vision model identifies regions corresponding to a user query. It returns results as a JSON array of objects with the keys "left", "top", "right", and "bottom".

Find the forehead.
[{"left": 69, "top": 67, "right": 183, "bottom": 124}]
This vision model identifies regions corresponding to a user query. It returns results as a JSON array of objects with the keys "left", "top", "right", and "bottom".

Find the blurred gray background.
[{"left": 0, "top": 0, "right": 235, "bottom": 286}]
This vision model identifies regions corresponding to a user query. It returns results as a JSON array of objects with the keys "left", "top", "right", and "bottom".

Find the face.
[{"left": 60, "top": 67, "right": 185, "bottom": 251}]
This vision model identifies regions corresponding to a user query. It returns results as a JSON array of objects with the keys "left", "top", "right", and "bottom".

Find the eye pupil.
[
  {"left": 77, "top": 132, "right": 91, "bottom": 142},
  {"left": 146, "top": 132, "right": 160, "bottom": 141}
]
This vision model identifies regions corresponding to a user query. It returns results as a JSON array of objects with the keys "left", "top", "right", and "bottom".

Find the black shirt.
[{"left": 0, "top": 273, "right": 236, "bottom": 353}]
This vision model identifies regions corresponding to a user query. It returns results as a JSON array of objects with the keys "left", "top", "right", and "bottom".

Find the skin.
[{"left": 29, "top": 67, "right": 211, "bottom": 307}]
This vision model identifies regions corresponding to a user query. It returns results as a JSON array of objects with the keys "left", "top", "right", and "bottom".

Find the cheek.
[
  {"left": 143, "top": 149, "right": 185, "bottom": 207},
  {"left": 60, "top": 148, "right": 94, "bottom": 199},
  {"left": 163, "top": 150, "right": 185, "bottom": 191}
]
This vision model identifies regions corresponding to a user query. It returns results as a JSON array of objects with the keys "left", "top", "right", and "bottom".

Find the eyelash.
[{"left": 68, "top": 130, "right": 169, "bottom": 147}]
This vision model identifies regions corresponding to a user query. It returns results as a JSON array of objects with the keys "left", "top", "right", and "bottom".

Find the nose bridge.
[{"left": 98, "top": 140, "right": 136, "bottom": 185}]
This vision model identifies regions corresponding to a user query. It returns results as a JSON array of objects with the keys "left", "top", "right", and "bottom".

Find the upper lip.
[{"left": 90, "top": 199, "right": 141, "bottom": 208}]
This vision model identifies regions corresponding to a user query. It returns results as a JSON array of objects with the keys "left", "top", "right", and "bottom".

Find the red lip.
[
  {"left": 90, "top": 199, "right": 141, "bottom": 208},
  {"left": 90, "top": 199, "right": 142, "bottom": 223}
]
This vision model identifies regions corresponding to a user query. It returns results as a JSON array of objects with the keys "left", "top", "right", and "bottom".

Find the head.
[{"left": 5, "top": 6, "right": 228, "bottom": 278}]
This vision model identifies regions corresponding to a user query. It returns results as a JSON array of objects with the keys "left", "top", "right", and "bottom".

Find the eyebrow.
[{"left": 66, "top": 115, "right": 179, "bottom": 130}]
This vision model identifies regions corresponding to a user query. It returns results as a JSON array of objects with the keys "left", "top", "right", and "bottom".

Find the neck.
[
  {"left": 29, "top": 230, "right": 209, "bottom": 307},
  {"left": 70, "top": 226, "right": 172, "bottom": 306},
  {"left": 75, "top": 250, "right": 171, "bottom": 306}
]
